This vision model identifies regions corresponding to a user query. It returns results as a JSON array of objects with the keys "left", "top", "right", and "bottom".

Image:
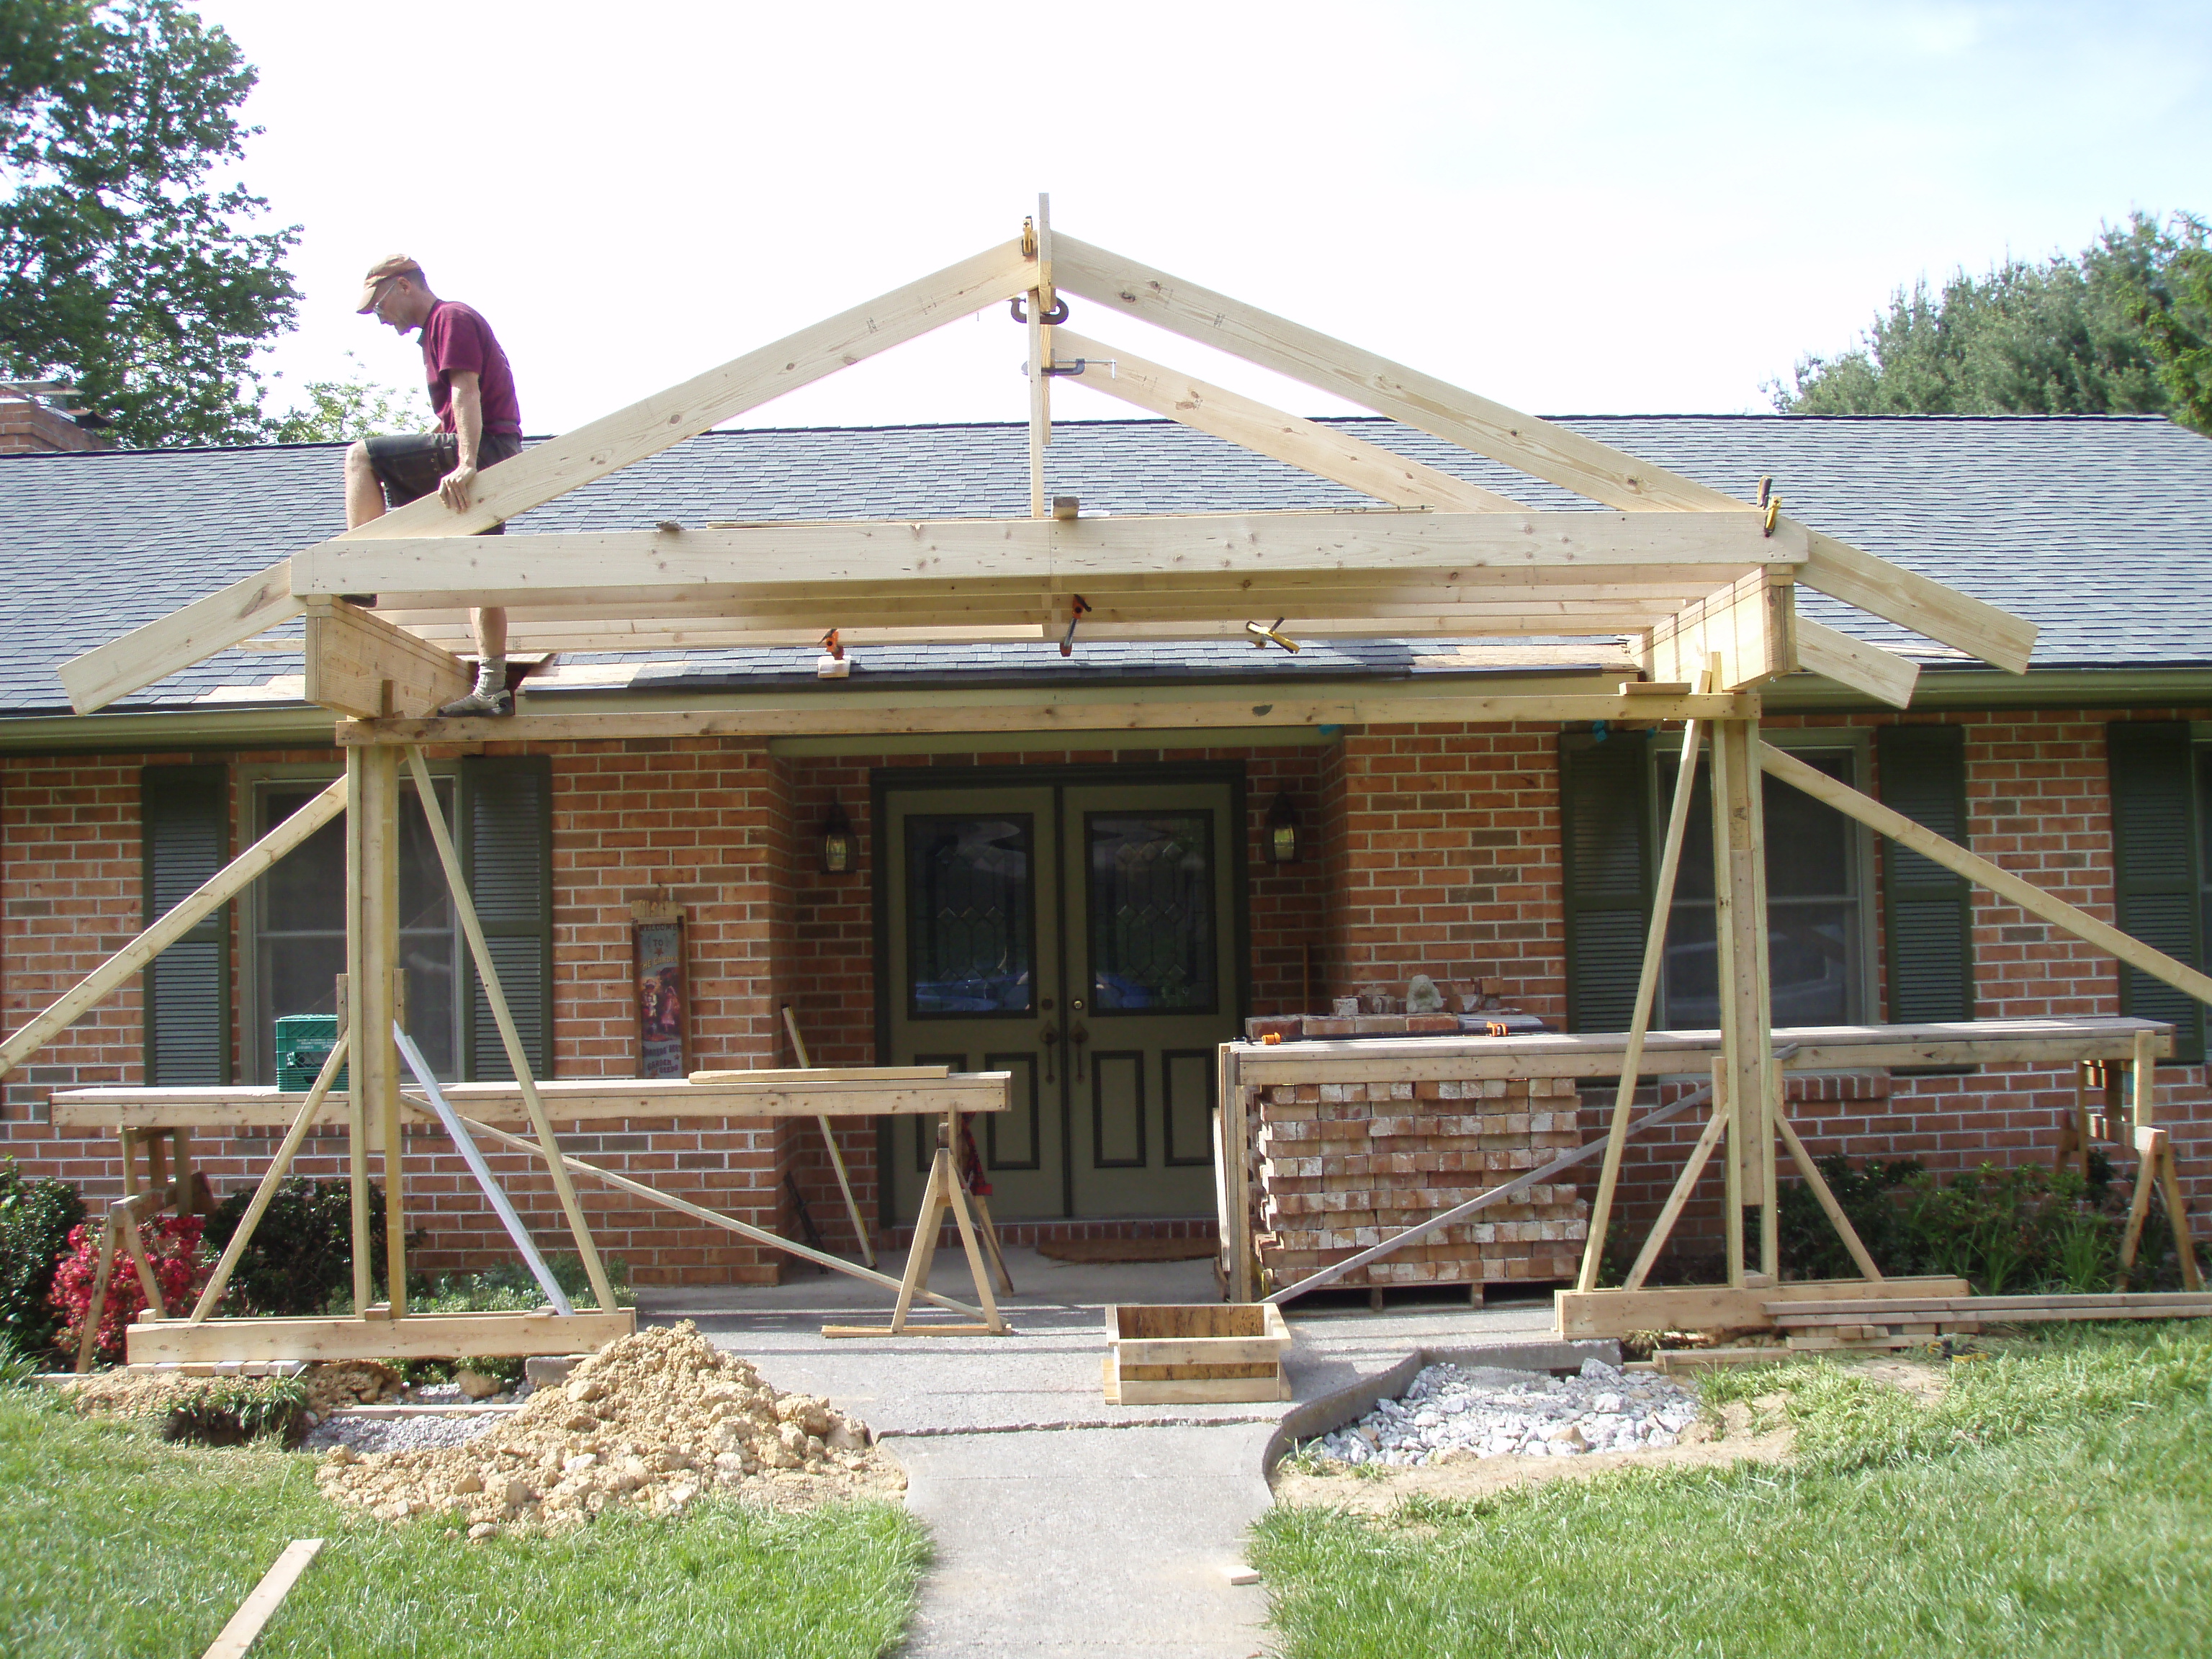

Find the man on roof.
[{"left": 344, "top": 255, "right": 523, "bottom": 717}]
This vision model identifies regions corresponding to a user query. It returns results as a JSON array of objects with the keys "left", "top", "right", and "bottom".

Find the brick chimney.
[{"left": 0, "top": 391, "right": 108, "bottom": 454}]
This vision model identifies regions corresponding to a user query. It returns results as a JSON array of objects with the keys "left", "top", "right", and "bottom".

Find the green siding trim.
[
  {"left": 1559, "top": 729, "right": 1653, "bottom": 1033},
  {"left": 1876, "top": 725, "right": 1975, "bottom": 1024},
  {"left": 140, "top": 764, "right": 231, "bottom": 1085},
  {"left": 2108, "top": 721, "right": 2204, "bottom": 1065},
  {"left": 458, "top": 755, "right": 554, "bottom": 1081}
]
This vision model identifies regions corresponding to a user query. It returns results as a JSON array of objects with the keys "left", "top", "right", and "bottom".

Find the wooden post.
[
  {"left": 1578, "top": 691, "right": 1709, "bottom": 1291},
  {"left": 1710, "top": 713, "right": 1774, "bottom": 1280},
  {"left": 347, "top": 747, "right": 405, "bottom": 1314},
  {"left": 1027, "top": 192, "right": 1053, "bottom": 520}
]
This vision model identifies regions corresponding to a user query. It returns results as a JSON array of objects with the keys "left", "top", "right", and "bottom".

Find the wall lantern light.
[
  {"left": 822, "top": 801, "right": 855, "bottom": 875},
  {"left": 1265, "top": 791, "right": 1303, "bottom": 865}
]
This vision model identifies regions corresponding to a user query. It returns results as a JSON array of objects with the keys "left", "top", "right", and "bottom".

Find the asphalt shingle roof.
[{"left": 1, "top": 413, "right": 2206, "bottom": 715}]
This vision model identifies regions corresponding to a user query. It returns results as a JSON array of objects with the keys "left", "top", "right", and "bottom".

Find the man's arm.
[{"left": 439, "top": 370, "right": 484, "bottom": 511}]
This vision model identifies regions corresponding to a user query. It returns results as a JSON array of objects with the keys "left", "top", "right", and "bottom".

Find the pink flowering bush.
[{"left": 50, "top": 1214, "right": 209, "bottom": 1365}]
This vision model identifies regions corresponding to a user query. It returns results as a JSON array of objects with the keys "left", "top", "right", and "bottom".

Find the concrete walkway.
[{"left": 641, "top": 1249, "right": 1592, "bottom": 1657}]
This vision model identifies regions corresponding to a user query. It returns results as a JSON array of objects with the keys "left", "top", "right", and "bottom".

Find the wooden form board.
[
  {"left": 1555, "top": 1275, "right": 1972, "bottom": 1341},
  {"left": 302, "top": 598, "right": 471, "bottom": 719},
  {"left": 1229, "top": 1017, "right": 2175, "bottom": 1086},
  {"left": 337, "top": 690, "right": 1758, "bottom": 747},
  {"left": 52, "top": 1071, "right": 1015, "bottom": 1130},
  {"left": 127, "top": 1308, "right": 636, "bottom": 1364},
  {"left": 1642, "top": 570, "right": 1796, "bottom": 692}
]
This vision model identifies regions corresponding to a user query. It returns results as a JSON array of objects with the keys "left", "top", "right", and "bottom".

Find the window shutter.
[
  {"left": 2108, "top": 721, "right": 2203, "bottom": 1064},
  {"left": 1876, "top": 725, "right": 1974, "bottom": 1022},
  {"left": 140, "top": 765, "right": 230, "bottom": 1084},
  {"left": 459, "top": 755, "right": 554, "bottom": 1081},
  {"left": 1559, "top": 730, "right": 1653, "bottom": 1033}
]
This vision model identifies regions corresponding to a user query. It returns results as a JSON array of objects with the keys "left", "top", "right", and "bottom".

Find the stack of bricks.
[{"left": 1249, "top": 1073, "right": 1588, "bottom": 1292}]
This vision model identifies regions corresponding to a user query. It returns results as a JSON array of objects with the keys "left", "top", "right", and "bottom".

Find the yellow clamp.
[{"left": 1757, "top": 475, "right": 1781, "bottom": 536}]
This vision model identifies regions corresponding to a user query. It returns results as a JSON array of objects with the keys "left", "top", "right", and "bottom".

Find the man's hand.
[
  {"left": 443, "top": 368, "right": 485, "bottom": 513},
  {"left": 439, "top": 462, "right": 478, "bottom": 511}
]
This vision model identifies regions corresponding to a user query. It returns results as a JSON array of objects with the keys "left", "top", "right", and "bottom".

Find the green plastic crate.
[{"left": 275, "top": 1013, "right": 346, "bottom": 1092}]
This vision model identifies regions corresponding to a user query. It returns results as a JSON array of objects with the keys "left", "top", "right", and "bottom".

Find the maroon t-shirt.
[{"left": 419, "top": 300, "right": 522, "bottom": 436}]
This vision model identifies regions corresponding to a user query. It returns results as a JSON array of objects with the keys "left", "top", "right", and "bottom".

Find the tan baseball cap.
[{"left": 355, "top": 255, "right": 423, "bottom": 313}]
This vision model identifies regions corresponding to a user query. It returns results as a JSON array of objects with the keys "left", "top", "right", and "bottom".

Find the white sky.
[{"left": 194, "top": 0, "right": 2212, "bottom": 436}]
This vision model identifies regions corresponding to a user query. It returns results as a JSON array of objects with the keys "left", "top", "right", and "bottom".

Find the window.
[
  {"left": 246, "top": 771, "right": 461, "bottom": 1082},
  {"left": 2108, "top": 721, "right": 2204, "bottom": 1063},
  {"left": 1656, "top": 742, "right": 1871, "bottom": 1030}
]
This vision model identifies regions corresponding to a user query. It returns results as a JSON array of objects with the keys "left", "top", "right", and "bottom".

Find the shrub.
[
  {"left": 160, "top": 1375, "right": 310, "bottom": 1447},
  {"left": 50, "top": 1214, "right": 209, "bottom": 1365},
  {"left": 0, "top": 1159, "right": 86, "bottom": 1359},
  {"left": 201, "top": 1178, "right": 386, "bottom": 1316}
]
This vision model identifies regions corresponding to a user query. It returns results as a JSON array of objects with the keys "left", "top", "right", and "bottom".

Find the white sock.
[{"left": 477, "top": 658, "right": 506, "bottom": 695}]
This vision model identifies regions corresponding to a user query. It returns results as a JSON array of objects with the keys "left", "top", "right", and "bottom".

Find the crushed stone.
[
  {"left": 312, "top": 1321, "right": 902, "bottom": 1532},
  {"left": 305, "top": 1411, "right": 505, "bottom": 1456},
  {"left": 1307, "top": 1357, "right": 1701, "bottom": 1465}
]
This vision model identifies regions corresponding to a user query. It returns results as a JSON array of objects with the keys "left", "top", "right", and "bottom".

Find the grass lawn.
[
  {"left": 0, "top": 1388, "right": 927, "bottom": 1658},
  {"left": 1252, "top": 1323, "right": 2212, "bottom": 1659}
]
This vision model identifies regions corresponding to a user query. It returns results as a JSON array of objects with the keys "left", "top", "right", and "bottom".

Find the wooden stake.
[
  {"left": 191, "top": 1035, "right": 351, "bottom": 1322},
  {"left": 1774, "top": 1101, "right": 1882, "bottom": 1280},
  {"left": 403, "top": 747, "right": 616, "bottom": 1313},
  {"left": 1578, "top": 681, "right": 1709, "bottom": 1290},
  {"left": 73, "top": 1215, "right": 117, "bottom": 1373}
]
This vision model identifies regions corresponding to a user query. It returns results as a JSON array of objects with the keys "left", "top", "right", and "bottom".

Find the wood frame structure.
[{"left": 45, "top": 195, "right": 2208, "bottom": 1356}]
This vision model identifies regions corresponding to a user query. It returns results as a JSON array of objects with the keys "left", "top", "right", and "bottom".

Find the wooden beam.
[
  {"left": 1029, "top": 193, "right": 1051, "bottom": 519},
  {"left": 352, "top": 746, "right": 405, "bottom": 1315},
  {"left": 1645, "top": 571, "right": 1796, "bottom": 691},
  {"left": 337, "top": 691, "right": 1760, "bottom": 746},
  {"left": 127, "top": 1308, "right": 636, "bottom": 1364},
  {"left": 292, "top": 510, "right": 1807, "bottom": 606},
  {"left": 1759, "top": 742, "right": 2212, "bottom": 1008},
  {"left": 201, "top": 1538, "right": 323, "bottom": 1659},
  {"left": 1053, "top": 328, "right": 1525, "bottom": 511},
  {"left": 0, "top": 775, "right": 346, "bottom": 1081},
  {"left": 58, "top": 240, "right": 1034, "bottom": 714},
  {"left": 1797, "top": 527, "right": 2036, "bottom": 675},
  {"left": 1055, "top": 234, "right": 1740, "bottom": 512},
  {"left": 1554, "top": 1274, "right": 1972, "bottom": 1341},
  {"left": 59, "top": 561, "right": 302, "bottom": 715},
  {"left": 1794, "top": 615, "right": 1920, "bottom": 707},
  {"left": 302, "top": 599, "right": 471, "bottom": 719}
]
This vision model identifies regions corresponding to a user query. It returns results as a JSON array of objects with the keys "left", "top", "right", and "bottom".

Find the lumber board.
[
  {"left": 1773, "top": 1292, "right": 2212, "bottom": 1323},
  {"left": 0, "top": 775, "right": 346, "bottom": 1081},
  {"left": 1798, "top": 526, "right": 2036, "bottom": 675},
  {"left": 821, "top": 1323, "right": 999, "bottom": 1339},
  {"left": 201, "top": 1537, "right": 323, "bottom": 1659},
  {"left": 1555, "top": 1276, "right": 1972, "bottom": 1340},
  {"left": 339, "top": 691, "right": 1759, "bottom": 747},
  {"left": 60, "top": 560, "right": 304, "bottom": 715},
  {"left": 51, "top": 1074, "right": 1012, "bottom": 1130},
  {"left": 1053, "top": 328, "right": 1526, "bottom": 511},
  {"left": 126, "top": 1309, "right": 636, "bottom": 1364},
  {"left": 1055, "top": 234, "right": 1741, "bottom": 512},
  {"left": 1794, "top": 615, "right": 1920, "bottom": 707},
  {"left": 1761, "top": 743, "right": 2212, "bottom": 1008},
  {"left": 302, "top": 599, "right": 470, "bottom": 719},
  {"left": 292, "top": 510, "right": 1807, "bottom": 607},
  {"left": 1102, "top": 1366, "right": 1292, "bottom": 1405},
  {"left": 1231, "top": 1017, "right": 2172, "bottom": 1084},
  {"left": 1645, "top": 572, "right": 1795, "bottom": 691}
]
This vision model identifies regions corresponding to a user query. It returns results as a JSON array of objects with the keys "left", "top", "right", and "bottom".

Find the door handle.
[
  {"left": 1040, "top": 1024, "right": 1058, "bottom": 1084},
  {"left": 1071, "top": 1022, "right": 1089, "bottom": 1082}
]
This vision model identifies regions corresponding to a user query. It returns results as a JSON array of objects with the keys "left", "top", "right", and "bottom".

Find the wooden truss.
[{"left": 60, "top": 195, "right": 2212, "bottom": 1356}]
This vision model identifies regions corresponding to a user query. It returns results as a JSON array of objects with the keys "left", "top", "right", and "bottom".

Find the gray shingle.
[{"left": 1, "top": 413, "right": 2206, "bottom": 714}]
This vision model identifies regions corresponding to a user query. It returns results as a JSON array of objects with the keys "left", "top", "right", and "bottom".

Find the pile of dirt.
[
  {"left": 302, "top": 1361, "right": 403, "bottom": 1414},
  {"left": 313, "top": 1321, "right": 900, "bottom": 1534}
]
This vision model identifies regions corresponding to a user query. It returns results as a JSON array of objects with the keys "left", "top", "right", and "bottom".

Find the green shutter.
[
  {"left": 1560, "top": 729, "right": 1653, "bottom": 1033},
  {"left": 459, "top": 755, "right": 554, "bottom": 1081},
  {"left": 140, "top": 765, "right": 230, "bottom": 1084},
  {"left": 1877, "top": 725, "right": 1975, "bottom": 1023},
  {"left": 2108, "top": 721, "right": 2204, "bottom": 1064}
]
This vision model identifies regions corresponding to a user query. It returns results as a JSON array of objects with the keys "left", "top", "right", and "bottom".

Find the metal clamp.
[
  {"left": 1757, "top": 475, "right": 1781, "bottom": 536},
  {"left": 1010, "top": 294, "right": 1070, "bottom": 325},
  {"left": 1245, "top": 618, "right": 1300, "bottom": 653},
  {"left": 819, "top": 628, "right": 843, "bottom": 661},
  {"left": 1060, "top": 594, "right": 1092, "bottom": 657}
]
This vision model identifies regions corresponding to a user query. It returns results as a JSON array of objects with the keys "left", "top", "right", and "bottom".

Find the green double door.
[{"left": 881, "top": 776, "right": 1242, "bottom": 1221}]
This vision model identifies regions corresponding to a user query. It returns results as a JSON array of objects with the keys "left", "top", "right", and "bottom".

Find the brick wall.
[
  {"left": 0, "top": 398, "right": 105, "bottom": 455},
  {"left": 3, "top": 709, "right": 2205, "bottom": 1289}
]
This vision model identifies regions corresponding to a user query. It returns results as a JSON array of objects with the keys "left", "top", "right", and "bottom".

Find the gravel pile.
[
  {"left": 1309, "top": 1357, "right": 1701, "bottom": 1465},
  {"left": 305, "top": 1411, "right": 506, "bottom": 1456},
  {"left": 313, "top": 1321, "right": 900, "bottom": 1533}
]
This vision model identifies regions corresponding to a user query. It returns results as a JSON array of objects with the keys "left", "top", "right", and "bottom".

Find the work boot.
[{"left": 439, "top": 660, "right": 513, "bottom": 719}]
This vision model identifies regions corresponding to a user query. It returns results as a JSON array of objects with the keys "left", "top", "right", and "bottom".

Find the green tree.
[
  {"left": 0, "top": 0, "right": 300, "bottom": 446},
  {"left": 1771, "top": 212, "right": 2211, "bottom": 431},
  {"left": 2130, "top": 214, "right": 2212, "bottom": 433},
  {"left": 266, "top": 354, "right": 419, "bottom": 444}
]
